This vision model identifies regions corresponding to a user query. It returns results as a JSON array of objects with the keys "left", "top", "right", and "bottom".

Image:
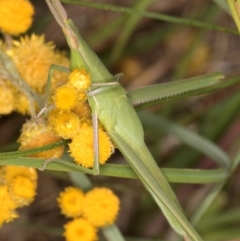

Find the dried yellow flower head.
[
  {"left": 82, "top": 187, "right": 120, "bottom": 227},
  {"left": 18, "top": 119, "right": 64, "bottom": 159},
  {"left": 57, "top": 187, "right": 85, "bottom": 218},
  {"left": 7, "top": 34, "right": 69, "bottom": 93},
  {"left": 0, "top": 0, "right": 34, "bottom": 35},
  {"left": 64, "top": 218, "right": 98, "bottom": 241},
  {"left": 69, "top": 124, "right": 114, "bottom": 168}
]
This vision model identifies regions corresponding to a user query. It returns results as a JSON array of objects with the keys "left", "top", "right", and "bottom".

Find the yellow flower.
[
  {"left": 64, "top": 218, "right": 98, "bottom": 241},
  {"left": 68, "top": 69, "right": 91, "bottom": 92},
  {"left": 82, "top": 187, "right": 120, "bottom": 227},
  {"left": 3, "top": 166, "right": 37, "bottom": 183},
  {"left": 53, "top": 84, "right": 78, "bottom": 111},
  {"left": 69, "top": 124, "right": 114, "bottom": 167},
  {"left": 18, "top": 118, "right": 64, "bottom": 159},
  {"left": 57, "top": 187, "right": 85, "bottom": 218},
  {"left": 0, "top": 80, "right": 14, "bottom": 114},
  {"left": 0, "top": 0, "right": 34, "bottom": 35},
  {"left": 9, "top": 175, "right": 37, "bottom": 207},
  {"left": 48, "top": 109, "right": 80, "bottom": 139},
  {"left": 7, "top": 34, "right": 69, "bottom": 93},
  {"left": 0, "top": 185, "right": 18, "bottom": 227}
]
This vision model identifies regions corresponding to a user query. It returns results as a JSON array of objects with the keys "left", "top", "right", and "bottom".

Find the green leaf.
[
  {"left": 0, "top": 157, "right": 228, "bottom": 184},
  {"left": 139, "top": 113, "right": 230, "bottom": 168},
  {"left": 128, "top": 73, "right": 223, "bottom": 108},
  {"left": 129, "top": 75, "right": 240, "bottom": 110}
]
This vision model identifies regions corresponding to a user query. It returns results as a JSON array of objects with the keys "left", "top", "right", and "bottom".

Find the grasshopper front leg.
[
  {"left": 38, "top": 64, "right": 101, "bottom": 175},
  {"left": 37, "top": 64, "right": 70, "bottom": 117}
]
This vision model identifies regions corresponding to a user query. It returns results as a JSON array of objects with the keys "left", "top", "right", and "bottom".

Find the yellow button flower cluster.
[
  {"left": 48, "top": 68, "right": 115, "bottom": 168},
  {"left": 0, "top": 0, "right": 70, "bottom": 115},
  {"left": 0, "top": 166, "right": 38, "bottom": 227},
  {"left": 0, "top": 0, "right": 115, "bottom": 169},
  {"left": 64, "top": 218, "right": 98, "bottom": 241},
  {"left": 0, "top": 0, "right": 68, "bottom": 229},
  {"left": 57, "top": 186, "right": 120, "bottom": 241},
  {"left": 0, "top": 2, "right": 117, "bottom": 235},
  {"left": 8, "top": 35, "right": 69, "bottom": 93}
]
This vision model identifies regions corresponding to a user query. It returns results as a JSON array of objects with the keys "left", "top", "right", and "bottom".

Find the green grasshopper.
[{"left": 44, "top": 0, "right": 208, "bottom": 240}]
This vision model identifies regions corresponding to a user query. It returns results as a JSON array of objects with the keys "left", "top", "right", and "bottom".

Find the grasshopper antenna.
[
  {"left": 45, "top": 0, "right": 80, "bottom": 52},
  {"left": 45, "top": 0, "right": 67, "bottom": 28}
]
